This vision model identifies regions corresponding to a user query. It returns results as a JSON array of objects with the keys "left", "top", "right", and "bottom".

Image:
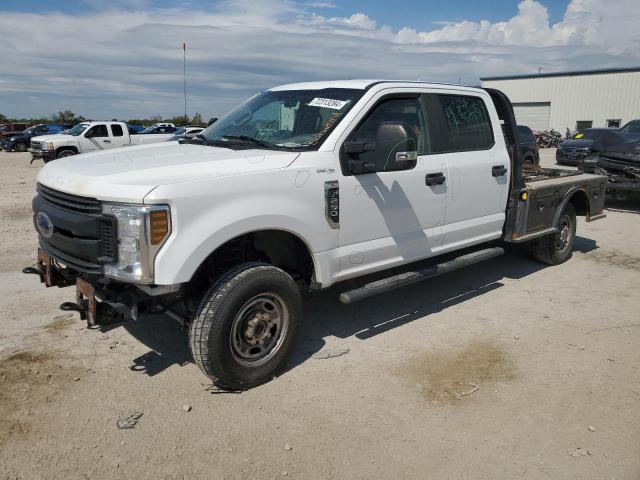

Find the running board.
[{"left": 338, "top": 247, "right": 504, "bottom": 304}]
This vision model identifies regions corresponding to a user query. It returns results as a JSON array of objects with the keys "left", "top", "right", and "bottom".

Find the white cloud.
[{"left": 0, "top": 0, "right": 637, "bottom": 119}]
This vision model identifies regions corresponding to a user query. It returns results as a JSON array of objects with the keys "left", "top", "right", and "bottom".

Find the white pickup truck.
[
  {"left": 27, "top": 80, "right": 606, "bottom": 389},
  {"left": 29, "top": 121, "right": 176, "bottom": 162}
]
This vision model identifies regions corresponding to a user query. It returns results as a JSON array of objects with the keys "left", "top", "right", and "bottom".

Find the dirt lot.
[{"left": 1, "top": 150, "right": 639, "bottom": 479}]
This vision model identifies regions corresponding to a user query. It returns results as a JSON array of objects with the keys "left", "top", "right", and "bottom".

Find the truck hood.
[
  {"left": 37, "top": 142, "right": 300, "bottom": 203},
  {"left": 32, "top": 134, "right": 71, "bottom": 143}
]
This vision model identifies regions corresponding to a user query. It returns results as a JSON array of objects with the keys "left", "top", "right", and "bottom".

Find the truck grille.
[
  {"left": 30, "top": 141, "right": 42, "bottom": 151},
  {"left": 36, "top": 184, "right": 102, "bottom": 214},
  {"left": 34, "top": 184, "right": 116, "bottom": 273}
]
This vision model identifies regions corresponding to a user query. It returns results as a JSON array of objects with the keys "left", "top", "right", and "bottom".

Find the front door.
[
  {"left": 80, "top": 124, "right": 110, "bottom": 152},
  {"left": 335, "top": 93, "right": 448, "bottom": 282}
]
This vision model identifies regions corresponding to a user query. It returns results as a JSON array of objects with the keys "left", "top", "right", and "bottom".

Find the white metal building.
[{"left": 480, "top": 67, "right": 640, "bottom": 132}]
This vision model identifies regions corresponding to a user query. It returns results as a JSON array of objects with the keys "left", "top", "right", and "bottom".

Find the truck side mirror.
[{"left": 373, "top": 122, "right": 418, "bottom": 172}]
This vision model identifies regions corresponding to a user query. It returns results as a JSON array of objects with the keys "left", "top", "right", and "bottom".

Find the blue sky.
[
  {"left": 0, "top": 0, "right": 570, "bottom": 28},
  {"left": 0, "top": 0, "right": 637, "bottom": 120}
]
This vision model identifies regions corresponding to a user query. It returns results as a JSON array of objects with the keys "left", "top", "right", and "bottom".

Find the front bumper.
[{"left": 26, "top": 248, "right": 182, "bottom": 326}]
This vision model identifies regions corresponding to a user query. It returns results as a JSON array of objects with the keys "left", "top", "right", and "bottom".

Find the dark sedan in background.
[
  {"left": 517, "top": 125, "right": 540, "bottom": 165},
  {"left": 556, "top": 128, "right": 632, "bottom": 166}
]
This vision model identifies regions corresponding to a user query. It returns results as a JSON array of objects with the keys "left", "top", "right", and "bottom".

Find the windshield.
[
  {"left": 67, "top": 123, "right": 89, "bottom": 136},
  {"left": 200, "top": 88, "right": 364, "bottom": 149}
]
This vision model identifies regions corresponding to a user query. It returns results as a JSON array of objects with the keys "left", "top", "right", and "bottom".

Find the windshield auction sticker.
[{"left": 308, "top": 98, "right": 349, "bottom": 110}]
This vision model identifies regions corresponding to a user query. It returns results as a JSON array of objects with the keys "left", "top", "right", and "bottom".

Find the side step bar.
[{"left": 339, "top": 247, "right": 504, "bottom": 304}]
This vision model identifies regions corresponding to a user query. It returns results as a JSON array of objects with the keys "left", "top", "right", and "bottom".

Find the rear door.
[
  {"left": 433, "top": 91, "right": 511, "bottom": 249},
  {"left": 108, "top": 124, "right": 129, "bottom": 148}
]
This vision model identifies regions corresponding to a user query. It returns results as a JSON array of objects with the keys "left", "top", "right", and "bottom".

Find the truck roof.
[{"left": 269, "top": 79, "right": 483, "bottom": 93}]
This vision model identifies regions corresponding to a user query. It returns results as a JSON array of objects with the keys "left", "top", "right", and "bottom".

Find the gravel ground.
[{"left": 1, "top": 149, "right": 639, "bottom": 480}]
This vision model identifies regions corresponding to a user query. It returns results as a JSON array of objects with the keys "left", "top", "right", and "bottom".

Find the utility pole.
[{"left": 183, "top": 42, "right": 187, "bottom": 128}]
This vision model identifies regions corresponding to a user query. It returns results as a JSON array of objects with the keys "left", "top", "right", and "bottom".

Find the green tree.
[
  {"left": 0, "top": 113, "right": 7, "bottom": 123},
  {"left": 51, "top": 110, "right": 80, "bottom": 124}
]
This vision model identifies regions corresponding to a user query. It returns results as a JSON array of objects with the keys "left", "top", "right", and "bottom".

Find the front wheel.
[
  {"left": 15, "top": 142, "right": 28, "bottom": 152},
  {"left": 56, "top": 149, "right": 76, "bottom": 159},
  {"left": 189, "top": 263, "right": 302, "bottom": 389},
  {"left": 531, "top": 203, "right": 576, "bottom": 265}
]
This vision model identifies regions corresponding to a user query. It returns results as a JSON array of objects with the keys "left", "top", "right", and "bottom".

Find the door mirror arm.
[
  {"left": 344, "top": 141, "right": 375, "bottom": 154},
  {"left": 348, "top": 159, "right": 377, "bottom": 175}
]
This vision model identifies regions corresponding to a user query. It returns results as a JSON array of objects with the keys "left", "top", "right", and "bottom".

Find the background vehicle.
[
  {"left": 0, "top": 123, "right": 30, "bottom": 141},
  {"left": 1, "top": 123, "right": 70, "bottom": 152},
  {"left": 139, "top": 125, "right": 178, "bottom": 134},
  {"left": 27, "top": 81, "right": 606, "bottom": 390},
  {"left": 516, "top": 125, "right": 539, "bottom": 165},
  {"left": 126, "top": 123, "right": 146, "bottom": 134},
  {"left": 557, "top": 128, "right": 631, "bottom": 165},
  {"left": 619, "top": 120, "right": 640, "bottom": 135},
  {"left": 166, "top": 126, "right": 204, "bottom": 141},
  {"left": 30, "top": 121, "right": 177, "bottom": 161},
  {"left": 534, "top": 129, "right": 562, "bottom": 148}
]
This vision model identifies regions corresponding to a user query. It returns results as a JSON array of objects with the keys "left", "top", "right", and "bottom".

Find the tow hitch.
[
  {"left": 22, "top": 249, "right": 75, "bottom": 288},
  {"left": 23, "top": 249, "right": 119, "bottom": 327}
]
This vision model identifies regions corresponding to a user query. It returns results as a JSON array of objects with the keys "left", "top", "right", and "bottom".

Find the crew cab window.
[
  {"left": 86, "top": 125, "right": 108, "bottom": 138},
  {"left": 437, "top": 95, "right": 493, "bottom": 152},
  {"left": 111, "top": 124, "right": 124, "bottom": 137},
  {"left": 353, "top": 98, "right": 429, "bottom": 154}
]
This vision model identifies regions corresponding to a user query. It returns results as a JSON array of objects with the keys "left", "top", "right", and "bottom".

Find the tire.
[
  {"left": 523, "top": 155, "right": 534, "bottom": 166},
  {"left": 531, "top": 203, "right": 576, "bottom": 265},
  {"left": 15, "top": 142, "right": 27, "bottom": 152},
  {"left": 56, "top": 149, "right": 76, "bottom": 158},
  {"left": 189, "top": 262, "right": 302, "bottom": 389}
]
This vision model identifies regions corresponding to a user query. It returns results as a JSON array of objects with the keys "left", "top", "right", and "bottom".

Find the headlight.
[
  {"left": 102, "top": 203, "right": 171, "bottom": 283},
  {"left": 44, "top": 141, "right": 55, "bottom": 151}
]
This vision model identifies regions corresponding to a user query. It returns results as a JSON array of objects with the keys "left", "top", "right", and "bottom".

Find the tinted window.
[
  {"left": 351, "top": 97, "right": 430, "bottom": 155},
  {"left": 87, "top": 125, "right": 108, "bottom": 138},
  {"left": 111, "top": 124, "right": 124, "bottom": 137},
  {"left": 437, "top": 95, "right": 493, "bottom": 151},
  {"left": 347, "top": 97, "right": 427, "bottom": 172}
]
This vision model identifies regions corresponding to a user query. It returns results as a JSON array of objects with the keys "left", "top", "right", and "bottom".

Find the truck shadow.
[{"left": 118, "top": 246, "right": 595, "bottom": 383}]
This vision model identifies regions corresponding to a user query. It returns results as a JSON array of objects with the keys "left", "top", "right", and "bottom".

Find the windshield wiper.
[{"left": 222, "top": 135, "right": 277, "bottom": 149}]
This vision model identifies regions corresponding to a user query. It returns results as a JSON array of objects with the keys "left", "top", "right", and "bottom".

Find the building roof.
[{"left": 480, "top": 67, "right": 640, "bottom": 82}]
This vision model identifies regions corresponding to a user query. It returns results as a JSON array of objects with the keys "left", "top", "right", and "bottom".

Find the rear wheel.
[
  {"left": 189, "top": 263, "right": 302, "bottom": 389},
  {"left": 531, "top": 203, "right": 576, "bottom": 265}
]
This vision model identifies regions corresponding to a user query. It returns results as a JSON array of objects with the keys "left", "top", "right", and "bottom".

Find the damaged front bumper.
[
  {"left": 581, "top": 154, "right": 640, "bottom": 193},
  {"left": 24, "top": 248, "right": 183, "bottom": 327}
]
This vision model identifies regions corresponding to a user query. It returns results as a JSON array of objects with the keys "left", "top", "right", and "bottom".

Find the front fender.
[{"left": 147, "top": 168, "right": 339, "bottom": 285}]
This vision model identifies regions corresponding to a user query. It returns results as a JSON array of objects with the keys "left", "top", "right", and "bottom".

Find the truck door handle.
[
  {"left": 425, "top": 172, "right": 446, "bottom": 186},
  {"left": 492, "top": 165, "right": 507, "bottom": 177},
  {"left": 103, "top": 139, "right": 111, "bottom": 143}
]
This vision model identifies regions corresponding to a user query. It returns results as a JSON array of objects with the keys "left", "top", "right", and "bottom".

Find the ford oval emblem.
[{"left": 36, "top": 211, "right": 54, "bottom": 239}]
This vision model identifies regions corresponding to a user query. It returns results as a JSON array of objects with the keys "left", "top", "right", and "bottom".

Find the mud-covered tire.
[
  {"left": 189, "top": 262, "right": 302, "bottom": 389},
  {"left": 56, "top": 149, "right": 76, "bottom": 159},
  {"left": 531, "top": 203, "right": 576, "bottom": 265}
]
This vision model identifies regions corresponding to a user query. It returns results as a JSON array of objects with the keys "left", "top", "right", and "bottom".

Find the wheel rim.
[
  {"left": 17, "top": 144, "right": 27, "bottom": 152},
  {"left": 556, "top": 216, "right": 571, "bottom": 250},
  {"left": 229, "top": 293, "right": 289, "bottom": 367},
  {"left": 59, "top": 151, "right": 73, "bottom": 157}
]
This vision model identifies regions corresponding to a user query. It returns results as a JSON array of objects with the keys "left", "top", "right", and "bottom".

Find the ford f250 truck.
[
  {"left": 30, "top": 121, "right": 176, "bottom": 162},
  {"left": 25, "top": 80, "right": 606, "bottom": 389}
]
